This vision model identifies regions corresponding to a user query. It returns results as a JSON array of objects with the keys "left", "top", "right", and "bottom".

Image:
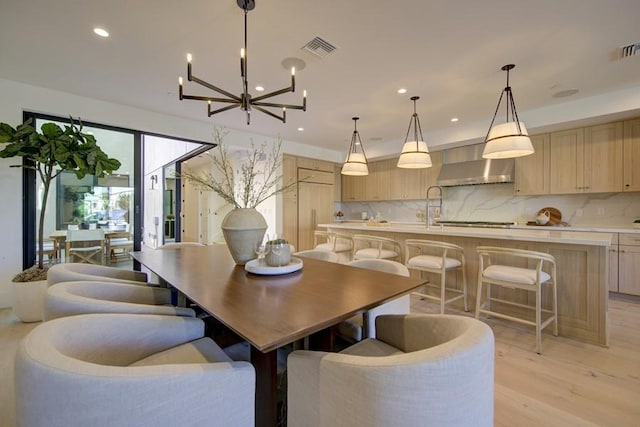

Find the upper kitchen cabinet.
[
  {"left": 623, "top": 118, "right": 640, "bottom": 192},
  {"left": 515, "top": 134, "right": 549, "bottom": 196},
  {"left": 549, "top": 122, "right": 623, "bottom": 194},
  {"left": 365, "top": 159, "right": 391, "bottom": 201},
  {"left": 389, "top": 150, "right": 442, "bottom": 200},
  {"left": 296, "top": 157, "right": 334, "bottom": 172},
  {"left": 342, "top": 173, "right": 366, "bottom": 201},
  {"left": 549, "top": 128, "right": 584, "bottom": 194},
  {"left": 390, "top": 161, "right": 424, "bottom": 200},
  {"left": 424, "top": 150, "right": 442, "bottom": 193},
  {"left": 583, "top": 122, "right": 624, "bottom": 193}
]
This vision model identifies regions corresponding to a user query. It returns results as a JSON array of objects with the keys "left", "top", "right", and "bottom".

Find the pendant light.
[
  {"left": 482, "top": 64, "right": 534, "bottom": 159},
  {"left": 341, "top": 117, "right": 369, "bottom": 176},
  {"left": 397, "top": 96, "right": 432, "bottom": 168}
]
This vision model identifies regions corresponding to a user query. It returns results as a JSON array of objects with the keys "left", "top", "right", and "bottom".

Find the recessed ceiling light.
[
  {"left": 255, "top": 86, "right": 264, "bottom": 91},
  {"left": 93, "top": 27, "right": 109, "bottom": 38},
  {"left": 397, "top": 88, "right": 407, "bottom": 94},
  {"left": 297, "top": 127, "right": 304, "bottom": 131},
  {"left": 450, "top": 117, "right": 459, "bottom": 122}
]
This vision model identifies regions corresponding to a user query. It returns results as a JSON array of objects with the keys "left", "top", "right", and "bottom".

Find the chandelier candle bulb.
[{"left": 179, "top": 77, "right": 183, "bottom": 99}]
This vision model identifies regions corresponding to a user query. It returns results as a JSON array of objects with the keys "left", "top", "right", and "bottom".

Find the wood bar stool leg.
[
  {"left": 461, "top": 256, "right": 469, "bottom": 312},
  {"left": 439, "top": 269, "right": 446, "bottom": 314},
  {"left": 536, "top": 283, "right": 542, "bottom": 354}
]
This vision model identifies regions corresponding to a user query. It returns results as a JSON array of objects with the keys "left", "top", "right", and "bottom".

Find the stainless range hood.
[{"left": 436, "top": 143, "right": 514, "bottom": 187}]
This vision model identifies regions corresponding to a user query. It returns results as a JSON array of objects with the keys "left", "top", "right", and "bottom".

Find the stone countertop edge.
[{"left": 319, "top": 223, "right": 614, "bottom": 246}]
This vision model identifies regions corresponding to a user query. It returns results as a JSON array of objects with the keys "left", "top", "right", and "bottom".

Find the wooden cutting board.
[{"left": 537, "top": 207, "right": 562, "bottom": 225}]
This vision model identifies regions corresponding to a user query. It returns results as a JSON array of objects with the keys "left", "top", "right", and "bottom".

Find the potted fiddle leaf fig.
[{"left": 0, "top": 117, "right": 121, "bottom": 321}]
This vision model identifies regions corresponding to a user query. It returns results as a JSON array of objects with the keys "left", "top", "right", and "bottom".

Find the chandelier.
[
  {"left": 341, "top": 117, "right": 369, "bottom": 176},
  {"left": 482, "top": 64, "right": 534, "bottom": 159},
  {"left": 397, "top": 96, "right": 432, "bottom": 168},
  {"left": 178, "top": 0, "right": 307, "bottom": 125}
]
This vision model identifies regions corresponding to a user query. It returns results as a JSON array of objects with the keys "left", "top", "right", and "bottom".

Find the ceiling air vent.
[
  {"left": 620, "top": 41, "right": 640, "bottom": 59},
  {"left": 301, "top": 36, "right": 337, "bottom": 58}
]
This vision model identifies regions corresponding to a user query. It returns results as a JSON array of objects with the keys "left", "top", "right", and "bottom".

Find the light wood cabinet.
[
  {"left": 549, "top": 122, "right": 623, "bottom": 194},
  {"left": 390, "top": 160, "right": 424, "bottom": 200},
  {"left": 296, "top": 157, "right": 334, "bottom": 172},
  {"left": 549, "top": 128, "right": 584, "bottom": 194},
  {"left": 334, "top": 164, "right": 342, "bottom": 202},
  {"left": 618, "top": 233, "right": 640, "bottom": 296},
  {"left": 623, "top": 118, "right": 640, "bottom": 192},
  {"left": 282, "top": 155, "right": 298, "bottom": 249},
  {"left": 515, "top": 134, "right": 549, "bottom": 195},
  {"left": 298, "top": 180, "right": 334, "bottom": 251},
  {"left": 583, "top": 122, "right": 624, "bottom": 193},
  {"left": 281, "top": 155, "right": 336, "bottom": 250},
  {"left": 341, "top": 173, "right": 366, "bottom": 201},
  {"left": 609, "top": 233, "right": 620, "bottom": 292},
  {"left": 423, "top": 150, "right": 442, "bottom": 193},
  {"left": 365, "top": 160, "right": 391, "bottom": 200}
]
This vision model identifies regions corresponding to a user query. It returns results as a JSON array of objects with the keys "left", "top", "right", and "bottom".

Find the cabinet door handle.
[{"left": 312, "top": 209, "right": 317, "bottom": 228}]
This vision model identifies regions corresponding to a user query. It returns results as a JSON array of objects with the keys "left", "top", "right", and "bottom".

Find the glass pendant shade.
[
  {"left": 482, "top": 64, "right": 534, "bottom": 159},
  {"left": 397, "top": 141, "right": 432, "bottom": 168},
  {"left": 397, "top": 96, "right": 432, "bottom": 169},
  {"left": 483, "top": 122, "right": 534, "bottom": 159},
  {"left": 342, "top": 117, "right": 369, "bottom": 176}
]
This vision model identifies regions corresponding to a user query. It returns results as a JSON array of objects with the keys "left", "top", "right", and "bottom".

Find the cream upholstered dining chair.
[
  {"left": 475, "top": 246, "right": 558, "bottom": 354},
  {"left": 352, "top": 234, "right": 402, "bottom": 261},
  {"left": 47, "top": 263, "right": 150, "bottom": 286},
  {"left": 405, "top": 239, "right": 468, "bottom": 314},
  {"left": 313, "top": 231, "right": 353, "bottom": 263},
  {"left": 43, "top": 281, "right": 196, "bottom": 320},
  {"left": 288, "top": 314, "right": 495, "bottom": 427},
  {"left": 15, "top": 313, "right": 255, "bottom": 427},
  {"left": 294, "top": 249, "right": 340, "bottom": 263},
  {"left": 65, "top": 229, "right": 106, "bottom": 265},
  {"left": 338, "top": 259, "right": 411, "bottom": 342}
]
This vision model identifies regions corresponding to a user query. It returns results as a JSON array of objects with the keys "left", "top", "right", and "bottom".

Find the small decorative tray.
[{"left": 245, "top": 257, "right": 303, "bottom": 276}]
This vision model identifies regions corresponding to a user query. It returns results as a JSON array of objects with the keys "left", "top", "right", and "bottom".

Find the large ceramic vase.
[
  {"left": 221, "top": 208, "right": 267, "bottom": 265},
  {"left": 11, "top": 279, "right": 47, "bottom": 323}
]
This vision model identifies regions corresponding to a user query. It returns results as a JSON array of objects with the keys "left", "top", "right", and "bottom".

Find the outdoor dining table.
[{"left": 130, "top": 244, "right": 425, "bottom": 427}]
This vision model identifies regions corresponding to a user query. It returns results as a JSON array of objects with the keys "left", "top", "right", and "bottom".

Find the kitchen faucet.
[{"left": 426, "top": 186, "right": 443, "bottom": 228}]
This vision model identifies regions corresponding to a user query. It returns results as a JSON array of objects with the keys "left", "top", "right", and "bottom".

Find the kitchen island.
[{"left": 319, "top": 222, "right": 613, "bottom": 347}]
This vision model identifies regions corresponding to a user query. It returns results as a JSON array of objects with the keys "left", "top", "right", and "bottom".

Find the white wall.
[{"left": 0, "top": 78, "right": 343, "bottom": 308}]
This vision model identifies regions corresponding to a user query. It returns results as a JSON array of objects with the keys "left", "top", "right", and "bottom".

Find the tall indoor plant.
[
  {"left": 179, "top": 127, "right": 296, "bottom": 264},
  {"left": 0, "top": 117, "right": 121, "bottom": 281}
]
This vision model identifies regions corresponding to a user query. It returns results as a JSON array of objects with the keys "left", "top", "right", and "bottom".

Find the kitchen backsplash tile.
[{"left": 337, "top": 184, "right": 640, "bottom": 227}]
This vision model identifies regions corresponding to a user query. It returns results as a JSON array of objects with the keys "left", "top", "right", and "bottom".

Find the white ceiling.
[{"left": 1, "top": 0, "right": 640, "bottom": 155}]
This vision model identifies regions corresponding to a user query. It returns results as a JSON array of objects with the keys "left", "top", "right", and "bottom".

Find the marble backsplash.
[{"left": 336, "top": 183, "right": 640, "bottom": 227}]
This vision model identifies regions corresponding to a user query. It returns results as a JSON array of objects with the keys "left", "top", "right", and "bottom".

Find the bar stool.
[
  {"left": 313, "top": 231, "right": 353, "bottom": 263},
  {"left": 475, "top": 246, "right": 558, "bottom": 354},
  {"left": 405, "top": 239, "right": 468, "bottom": 314},
  {"left": 352, "top": 234, "right": 402, "bottom": 261}
]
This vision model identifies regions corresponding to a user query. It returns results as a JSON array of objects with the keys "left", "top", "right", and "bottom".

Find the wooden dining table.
[{"left": 130, "top": 244, "right": 425, "bottom": 427}]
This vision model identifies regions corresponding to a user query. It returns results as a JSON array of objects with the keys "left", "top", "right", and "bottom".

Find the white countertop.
[
  {"left": 320, "top": 222, "right": 614, "bottom": 246},
  {"left": 512, "top": 224, "right": 640, "bottom": 234}
]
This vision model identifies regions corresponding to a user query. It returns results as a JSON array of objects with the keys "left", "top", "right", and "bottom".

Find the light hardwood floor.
[{"left": 1, "top": 294, "right": 638, "bottom": 426}]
